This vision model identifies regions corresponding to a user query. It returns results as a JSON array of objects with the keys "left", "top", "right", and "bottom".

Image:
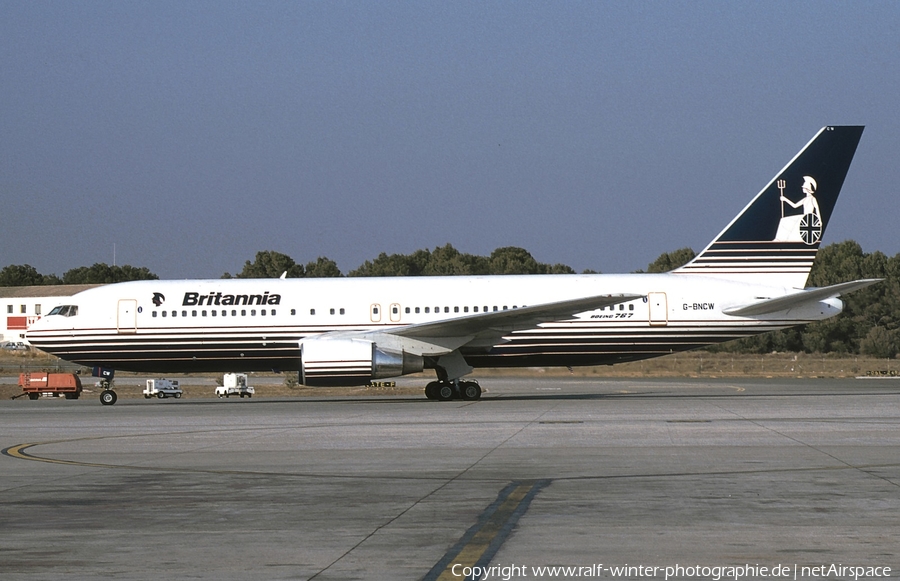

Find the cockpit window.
[{"left": 48, "top": 305, "right": 78, "bottom": 317}]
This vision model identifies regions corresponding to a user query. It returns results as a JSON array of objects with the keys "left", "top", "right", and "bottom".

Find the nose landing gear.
[{"left": 98, "top": 378, "right": 118, "bottom": 405}]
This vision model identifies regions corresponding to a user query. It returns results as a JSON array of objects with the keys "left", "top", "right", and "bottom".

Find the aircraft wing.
[
  {"left": 318, "top": 293, "right": 643, "bottom": 356},
  {"left": 723, "top": 279, "right": 882, "bottom": 317}
]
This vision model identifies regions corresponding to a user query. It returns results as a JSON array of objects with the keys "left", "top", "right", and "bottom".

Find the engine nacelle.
[{"left": 300, "top": 338, "right": 424, "bottom": 387}]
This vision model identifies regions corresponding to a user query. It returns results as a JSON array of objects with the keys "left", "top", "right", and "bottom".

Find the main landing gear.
[{"left": 424, "top": 379, "right": 482, "bottom": 401}]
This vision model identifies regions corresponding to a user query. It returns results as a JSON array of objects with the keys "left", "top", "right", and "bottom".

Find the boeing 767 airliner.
[{"left": 27, "top": 126, "right": 879, "bottom": 404}]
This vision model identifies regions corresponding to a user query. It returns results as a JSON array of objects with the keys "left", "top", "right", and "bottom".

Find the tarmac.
[{"left": 1, "top": 376, "right": 899, "bottom": 580}]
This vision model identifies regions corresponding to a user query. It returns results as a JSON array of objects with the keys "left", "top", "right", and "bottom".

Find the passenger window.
[
  {"left": 152, "top": 311, "right": 158, "bottom": 318},
  {"left": 310, "top": 309, "right": 316, "bottom": 315},
  {"left": 454, "top": 306, "right": 459, "bottom": 313},
  {"left": 464, "top": 306, "right": 469, "bottom": 313},
  {"left": 629, "top": 304, "right": 634, "bottom": 311},
  {"left": 212, "top": 310, "right": 216, "bottom": 317},
  {"left": 415, "top": 307, "right": 420, "bottom": 313},
  {"left": 444, "top": 307, "right": 449, "bottom": 313},
  {"left": 405, "top": 307, "right": 411, "bottom": 314},
  {"left": 425, "top": 307, "right": 430, "bottom": 313},
  {"left": 330, "top": 308, "right": 335, "bottom": 315},
  {"left": 162, "top": 311, "right": 167, "bottom": 317},
  {"left": 6, "top": 305, "right": 11, "bottom": 314},
  {"left": 232, "top": 310, "right": 237, "bottom": 316},
  {"left": 340, "top": 308, "right": 345, "bottom": 315},
  {"left": 619, "top": 304, "right": 624, "bottom": 311},
  {"left": 271, "top": 309, "right": 276, "bottom": 316},
  {"left": 241, "top": 310, "right": 246, "bottom": 316},
  {"left": 474, "top": 306, "right": 479, "bottom": 313},
  {"left": 202, "top": 310, "right": 207, "bottom": 316},
  {"left": 251, "top": 309, "right": 256, "bottom": 316}
]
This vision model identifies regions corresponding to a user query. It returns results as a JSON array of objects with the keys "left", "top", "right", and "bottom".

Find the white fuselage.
[{"left": 26, "top": 273, "right": 841, "bottom": 374}]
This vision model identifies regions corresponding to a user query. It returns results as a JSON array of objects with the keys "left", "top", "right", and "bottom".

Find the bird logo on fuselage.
[{"left": 152, "top": 293, "right": 165, "bottom": 307}]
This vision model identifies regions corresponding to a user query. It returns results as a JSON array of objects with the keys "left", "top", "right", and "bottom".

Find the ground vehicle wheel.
[
  {"left": 174, "top": 393, "right": 181, "bottom": 398},
  {"left": 157, "top": 392, "right": 165, "bottom": 399},
  {"left": 64, "top": 392, "right": 79, "bottom": 400},
  {"left": 240, "top": 393, "right": 244, "bottom": 398},
  {"left": 100, "top": 390, "right": 117, "bottom": 406},
  {"left": 28, "top": 393, "right": 39, "bottom": 400},
  {"left": 248, "top": 394, "right": 251, "bottom": 398},
  {"left": 460, "top": 381, "right": 482, "bottom": 401},
  {"left": 145, "top": 395, "right": 151, "bottom": 399}
]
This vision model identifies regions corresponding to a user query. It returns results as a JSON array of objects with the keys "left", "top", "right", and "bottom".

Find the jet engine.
[{"left": 300, "top": 337, "right": 424, "bottom": 386}]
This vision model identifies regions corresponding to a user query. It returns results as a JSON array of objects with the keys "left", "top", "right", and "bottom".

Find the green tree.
[
  {"left": 643, "top": 247, "right": 696, "bottom": 273},
  {"left": 350, "top": 250, "right": 430, "bottom": 277},
  {"left": 304, "top": 257, "right": 342, "bottom": 278},
  {"left": 860, "top": 326, "right": 898, "bottom": 359},
  {"left": 423, "top": 244, "right": 490, "bottom": 276},
  {"left": 62, "top": 264, "right": 158, "bottom": 284},
  {"left": 236, "top": 251, "right": 304, "bottom": 278},
  {"left": 0, "top": 264, "right": 47, "bottom": 286}
]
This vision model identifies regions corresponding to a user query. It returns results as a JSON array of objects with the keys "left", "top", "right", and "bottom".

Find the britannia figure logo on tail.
[{"left": 774, "top": 175, "right": 822, "bottom": 244}]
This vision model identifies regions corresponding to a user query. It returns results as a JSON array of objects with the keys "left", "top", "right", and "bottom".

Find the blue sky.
[{"left": 2, "top": 1, "right": 898, "bottom": 278}]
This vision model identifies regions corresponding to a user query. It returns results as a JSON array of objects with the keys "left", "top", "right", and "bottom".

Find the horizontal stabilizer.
[{"left": 723, "top": 279, "right": 881, "bottom": 317}]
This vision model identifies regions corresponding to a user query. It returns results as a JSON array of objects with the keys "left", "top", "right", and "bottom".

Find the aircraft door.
[
  {"left": 390, "top": 303, "right": 401, "bottom": 323},
  {"left": 117, "top": 299, "right": 138, "bottom": 333},
  {"left": 648, "top": 292, "right": 667, "bottom": 326},
  {"left": 370, "top": 304, "right": 382, "bottom": 323}
]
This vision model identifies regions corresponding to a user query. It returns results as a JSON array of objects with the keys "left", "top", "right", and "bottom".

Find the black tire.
[
  {"left": 144, "top": 395, "right": 151, "bottom": 399},
  {"left": 437, "top": 383, "right": 455, "bottom": 401},
  {"left": 157, "top": 392, "right": 165, "bottom": 399},
  {"left": 247, "top": 394, "right": 252, "bottom": 398},
  {"left": 424, "top": 381, "right": 439, "bottom": 400},
  {"left": 174, "top": 393, "right": 181, "bottom": 399},
  {"left": 100, "top": 390, "right": 117, "bottom": 406},
  {"left": 460, "top": 382, "right": 482, "bottom": 401},
  {"left": 28, "top": 393, "right": 39, "bottom": 400},
  {"left": 64, "top": 392, "right": 78, "bottom": 400}
]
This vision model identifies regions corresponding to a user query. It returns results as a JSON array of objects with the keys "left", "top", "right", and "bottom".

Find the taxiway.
[{"left": 2, "top": 377, "right": 899, "bottom": 580}]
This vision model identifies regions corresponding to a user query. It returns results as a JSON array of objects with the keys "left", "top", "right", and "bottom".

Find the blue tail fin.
[{"left": 675, "top": 126, "right": 864, "bottom": 288}]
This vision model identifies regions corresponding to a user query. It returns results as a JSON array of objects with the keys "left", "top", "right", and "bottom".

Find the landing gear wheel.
[
  {"left": 436, "top": 383, "right": 455, "bottom": 401},
  {"left": 424, "top": 381, "right": 440, "bottom": 400},
  {"left": 100, "top": 390, "right": 117, "bottom": 406},
  {"left": 460, "top": 381, "right": 482, "bottom": 401}
]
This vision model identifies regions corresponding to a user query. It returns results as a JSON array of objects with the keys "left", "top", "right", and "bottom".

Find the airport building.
[{"left": 0, "top": 285, "right": 100, "bottom": 345}]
